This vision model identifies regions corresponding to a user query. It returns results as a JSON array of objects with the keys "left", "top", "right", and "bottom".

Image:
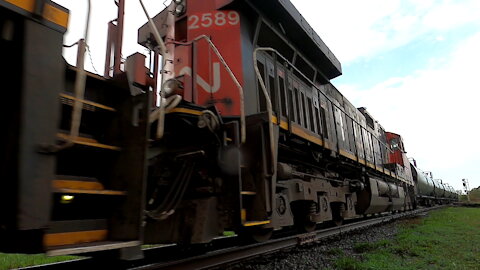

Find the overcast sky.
[{"left": 54, "top": 0, "right": 479, "bottom": 191}]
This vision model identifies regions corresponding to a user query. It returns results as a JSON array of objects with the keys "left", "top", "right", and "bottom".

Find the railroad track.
[{"left": 22, "top": 206, "right": 444, "bottom": 270}]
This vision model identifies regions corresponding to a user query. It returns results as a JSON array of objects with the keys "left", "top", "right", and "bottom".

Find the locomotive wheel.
[
  {"left": 240, "top": 227, "right": 273, "bottom": 243},
  {"left": 332, "top": 216, "right": 344, "bottom": 226},
  {"left": 291, "top": 201, "right": 318, "bottom": 232},
  {"left": 296, "top": 215, "right": 317, "bottom": 232},
  {"left": 331, "top": 203, "right": 344, "bottom": 226},
  {"left": 251, "top": 227, "right": 273, "bottom": 242}
]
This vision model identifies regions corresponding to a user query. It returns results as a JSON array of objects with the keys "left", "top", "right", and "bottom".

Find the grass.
[
  {"left": 0, "top": 253, "right": 79, "bottom": 270},
  {"left": 333, "top": 207, "right": 480, "bottom": 270}
]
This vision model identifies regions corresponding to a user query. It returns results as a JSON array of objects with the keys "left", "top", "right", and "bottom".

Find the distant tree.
[{"left": 470, "top": 188, "right": 480, "bottom": 202}]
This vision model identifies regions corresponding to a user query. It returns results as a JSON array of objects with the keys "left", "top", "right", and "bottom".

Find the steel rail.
[{"left": 21, "top": 206, "right": 444, "bottom": 270}]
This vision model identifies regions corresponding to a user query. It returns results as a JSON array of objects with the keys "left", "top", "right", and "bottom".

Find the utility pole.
[{"left": 462, "top": 179, "right": 470, "bottom": 202}]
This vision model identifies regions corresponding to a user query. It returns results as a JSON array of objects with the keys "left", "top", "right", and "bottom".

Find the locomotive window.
[
  {"left": 288, "top": 89, "right": 295, "bottom": 122},
  {"left": 315, "top": 106, "right": 321, "bottom": 135},
  {"left": 294, "top": 87, "right": 301, "bottom": 124},
  {"left": 278, "top": 76, "right": 287, "bottom": 117},
  {"left": 365, "top": 114, "right": 374, "bottom": 130},
  {"left": 301, "top": 92, "right": 308, "bottom": 129},
  {"left": 269, "top": 75, "right": 277, "bottom": 114},
  {"left": 257, "top": 61, "right": 267, "bottom": 112},
  {"left": 307, "top": 98, "right": 315, "bottom": 132},
  {"left": 320, "top": 107, "right": 328, "bottom": 139}
]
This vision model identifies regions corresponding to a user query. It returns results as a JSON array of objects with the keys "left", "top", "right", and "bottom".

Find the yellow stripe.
[
  {"left": 358, "top": 158, "right": 366, "bottom": 165},
  {"left": 291, "top": 125, "right": 324, "bottom": 146},
  {"left": 243, "top": 220, "right": 271, "bottom": 227},
  {"left": 44, "top": 230, "right": 108, "bottom": 247},
  {"left": 279, "top": 120, "right": 289, "bottom": 130},
  {"left": 4, "top": 0, "right": 35, "bottom": 12},
  {"left": 384, "top": 169, "right": 391, "bottom": 175},
  {"left": 55, "top": 188, "right": 126, "bottom": 196},
  {"left": 60, "top": 93, "right": 116, "bottom": 112},
  {"left": 53, "top": 180, "right": 104, "bottom": 190},
  {"left": 366, "top": 162, "right": 375, "bottom": 169},
  {"left": 339, "top": 149, "right": 356, "bottom": 161},
  {"left": 168, "top": 107, "right": 203, "bottom": 116},
  {"left": 57, "top": 133, "right": 121, "bottom": 151},
  {"left": 324, "top": 141, "right": 331, "bottom": 149},
  {"left": 272, "top": 115, "right": 324, "bottom": 146},
  {"left": 241, "top": 209, "right": 247, "bottom": 223},
  {"left": 43, "top": 3, "right": 69, "bottom": 28}
]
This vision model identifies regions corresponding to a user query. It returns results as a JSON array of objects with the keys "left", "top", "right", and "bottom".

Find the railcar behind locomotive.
[{"left": 0, "top": 0, "right": 457, "bottom": 258}]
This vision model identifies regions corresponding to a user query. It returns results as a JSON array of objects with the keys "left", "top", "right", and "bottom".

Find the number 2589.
[{"left": 188, "top": 11, "right": 240, "bottom": 30}]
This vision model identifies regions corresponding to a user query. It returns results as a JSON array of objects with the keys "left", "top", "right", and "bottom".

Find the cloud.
[
  {"left": 339, "top": 31, "right": 480, "bottom": 189},
  {"left": 291, "top": 0, "right": 480, "bottom": 64}
]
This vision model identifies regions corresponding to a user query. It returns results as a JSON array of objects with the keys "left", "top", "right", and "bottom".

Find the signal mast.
[{"left": 462, "top": 179, "right": 470, "bottom": 202}]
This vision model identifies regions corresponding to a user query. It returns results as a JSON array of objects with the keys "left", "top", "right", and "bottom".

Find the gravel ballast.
[{"left": 227, "top": 218, "right": 416, "bottom": 270}]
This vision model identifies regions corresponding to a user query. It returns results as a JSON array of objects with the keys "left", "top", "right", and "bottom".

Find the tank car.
[{"left": 0, "top": 0, "right": 457, "bottom": 259}]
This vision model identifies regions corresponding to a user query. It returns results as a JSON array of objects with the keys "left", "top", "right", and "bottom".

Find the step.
[
  {"left": 57, "top": 133, "right": 121, "bottom": 151},
  {"left": 241, "top": 209, "right": 270, "bottom": 227},
  {"left": 243, "top": 220, "right": 271, "bottom": 227},
  {"left": 60, "top": 93, "right": 116, "bottom": 112},
  {"left": 52, "top": 179, "right": 126, "bottom": 196},
  {"left": 47, "top": 240, "right": 141, "bottom": 256},
  {"left": 44, "top": 219, "right": 108, "bottom": 248}
]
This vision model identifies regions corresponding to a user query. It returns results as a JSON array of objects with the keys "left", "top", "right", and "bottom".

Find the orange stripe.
[
  {"left": 57, "top": 133, "right": 121, "bottom": 151},
  {"left": 243, "top": 220, "right": 271, "bottom": 227},
  {"left": 291, "top": 125, "right": 323, "bottom": 146},
  {"left": 60, "top": 93, "right": 116, "bottom": 112},
  {"left": 43, "top": 3, "right": 69, "bottom": 28},
  {"left": 55, "top": 188, "right": 126, "bottom": 196},
  {"left": 168, "top": 107, "right": 202, "bottom": 115},
  {"left": 44, "top": 230, "right": 108, "bottom": 247},
  {"left": 4, "top": 0, "right": 35, "bottom": 12},
  {"left": 53, "top": 180, "right": 104, "bottom": 190},
  {"left": 272, "top": 116, "right": 324, "bottom": 146}
]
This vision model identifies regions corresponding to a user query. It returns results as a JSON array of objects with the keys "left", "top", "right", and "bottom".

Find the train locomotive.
[{"left": 0, "top": 0, "right": 457, "bottom": 258}]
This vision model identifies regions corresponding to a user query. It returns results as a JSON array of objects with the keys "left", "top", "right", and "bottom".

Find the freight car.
[
  {"left": 0, "top": 0, "right": 457, "bottom": 259},
  {"left": 411, "top": 163, "right": 458, "bottom": 206}
]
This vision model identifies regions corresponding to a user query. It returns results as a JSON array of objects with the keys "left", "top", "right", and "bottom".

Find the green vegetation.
[
  {"left": 333, "top": 207, "right": 480, "bottom": 270},
  {"left": 0, "top": 253, "right": 79, "bottom": 270}
]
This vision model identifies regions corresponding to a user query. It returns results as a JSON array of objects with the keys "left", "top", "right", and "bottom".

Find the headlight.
[{"left": 173, "top": 0, "right": 183, "bottom": 4}]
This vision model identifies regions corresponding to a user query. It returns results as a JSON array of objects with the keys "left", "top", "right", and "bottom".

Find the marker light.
[
  {"left": 175, "top": 4, "right": 186, "bottom": 16},
  {"left": 60, "top": 195, "right": 74, "bottom": 204}
]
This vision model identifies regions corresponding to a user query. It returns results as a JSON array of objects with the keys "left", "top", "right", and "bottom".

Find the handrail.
[
  {"left": 150, "top": 35, "right": 246, "bottom": 144},
  {"left": 253, "top": 47, "right": 393, "bottom": 154},
  {"left": 139, "top": 0, "right": 171, "bottom": 140},
  {"left": 70, "top": 0, "right": 92, "bottom": 139},
  {"left": 253, "top": 48, "right": 277, "bottom": 173}
]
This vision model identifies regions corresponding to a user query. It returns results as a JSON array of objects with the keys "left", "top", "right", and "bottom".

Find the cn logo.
[{"left": 179, "top": 63, "right": 221, "bottom": 93}]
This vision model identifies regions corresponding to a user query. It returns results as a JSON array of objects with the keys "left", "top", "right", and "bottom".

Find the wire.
[
  {"left": 86, "top": 44, "right": 99, "bottom": 74},
  {"left": 63, "top": 41, "right": 79, "bottom": 48}
]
